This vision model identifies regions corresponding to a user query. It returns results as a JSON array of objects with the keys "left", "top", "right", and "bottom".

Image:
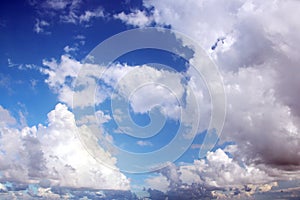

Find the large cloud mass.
[
  {"left": 0, "top": 104, "right": 130, "bottom": 190},
  {"left": 139, "top": 0, "right": 300, "bottom": 174},
  {"left": 2, "top": 0, "right": 299, "bottom": 197},
  {"left": 38, "top": 0, "right": 300, "bottom": 193}
]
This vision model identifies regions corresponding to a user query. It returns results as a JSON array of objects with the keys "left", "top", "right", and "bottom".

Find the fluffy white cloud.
[
  {"left": 42, "top": 57, "right": 199, "bottom": 127},
  {"left": 145, "top": 174, "right": 170, "bottom": 193},
  {"left": 138, "top": 0, "right": 300, "bottom": 178},
  {"left": 104, "top": 64, "right": 184, "bottom": 120},
  {"left": 42, "top": 55, "right": 107, "bottom": 108},
  {"left": 179, "top": 148, "right": 272, "bottom": 187},
  {"left": 144, "top": 0, "right": 242, "bottom": 50},
  {"left": 41, "top": 0, "right": 300, "bottom": 187},
  {"left": 145, "top": 148, "right": 278, "bottom": 197},
  {"left": 0, "top": 103, "right": 130, "bottom": 190},
  {"left": 0, "top": 105, "right": 16, "bottom": 127},
  {"left": 114, "top": 10, "right": 153, "bottom": 27}
]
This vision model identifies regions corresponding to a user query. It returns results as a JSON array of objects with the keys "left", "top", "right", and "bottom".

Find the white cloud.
[
  {"left": 42, "top": 58, "right": 187, "bottom": 121},
  {"left": 137, "top": 140, "right": 153, "bottom": 147},
  {"left": 41, "top": 55, "right": 107, "bottom": 108},
  {"left": 74, "top": 34, "right": 85, "bottom": 40},
  {"left": 182, "top": 149, "right": 272, "bottom": 187},
  {"left": 31, "top": 0, "right": 104, "bottom": 27},
  {"left": 140, "top": 0, "right": 300, "bottom": 179},
  {"left": 43, "top": 0, "right": 71, "bottom": 10},
  {"left": 63, "top": 45, "right": 78, "bottom": 53},
  {"left": 114, "top": 10, "right": 153, "bottom": 27},
  {"left": 145, "top": 174, "right": 170, "bottom": 192},
  {"left": 0, "top": 105, "right": 16, "bottom": 127},
  {"left": 76, "top": 110, "right": 111, "bottom": 126},
  {"left": 148, "top": 148, "right": 277, "bottom": 197},
  {"left": 0, "top": 103, "right": 130, "bottom": 190},
  {"left": 34, "top": 19, "right": 50, "bottom": 34},
  {"left": 106, "top": 64, "right": 184, "bottom": 120},
  {"left": 79, "top": 8, "right": 104, "bottom": 23}
]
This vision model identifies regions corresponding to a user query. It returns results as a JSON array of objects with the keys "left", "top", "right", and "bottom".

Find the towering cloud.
[
  {"left": 140, "top": 0, "right": 300, "bottom": 174},
  {"left": 0, "top": 104, "right": 130, "bottom": 190}
]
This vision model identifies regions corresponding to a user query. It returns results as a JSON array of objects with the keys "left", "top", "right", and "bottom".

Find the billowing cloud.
[
  {"left": 145, "top": 174, "right": 170, "bottom": 193},
  {"left": 41, "top": 56, "right": 202, "bottom": 129},
  {"left": 0, "top": 103, "right": 130, "bottom": 190},
  {"left": 137, "top": 0, "right": 300, "bottom": 177},
  {"left": 179, "top": 148, "right": 272, "bottom": 187},
  {"left": 0, "top": 105, "right": 16, "bottom": 127}
]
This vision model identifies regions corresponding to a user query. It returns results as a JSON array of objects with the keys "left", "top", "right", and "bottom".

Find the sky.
[{"left": 0, "top": 0, "right": 300, "bottom": 199}]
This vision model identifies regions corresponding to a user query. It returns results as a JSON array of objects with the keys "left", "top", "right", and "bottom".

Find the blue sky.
[{"left": 1, "top": 0, "right": 300, "bottom": 199}]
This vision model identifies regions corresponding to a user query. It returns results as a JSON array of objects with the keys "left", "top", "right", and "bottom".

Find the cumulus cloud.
[
  {"left": 179, "top": 148, "right": 272, "bottom": 187},
  {"left": 137, "top": 0, "right": 300, "bottom": 179},
  {"left": 145, "top": 174, "right": 170, "bottom": 193},
  {"left": 38, "top": 0, "right": 300, "bottom": 192},
  {"left": 0, "top": 105, "right": 16, "bottom": 127},
  {"left": 41, "top": 56, "right": 204, "bottom": 134},
  {"left": 114, "top": 10, "right": 154, "bottom": 27},
  {"left": 0, "top": 103, "right": 130, "bottom": 190},
  {"left": 41, "top": 55, "right": 107, "bottom": 108}
]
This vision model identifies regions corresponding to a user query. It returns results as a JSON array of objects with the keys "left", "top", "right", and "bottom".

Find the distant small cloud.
[
  {"left": 33, "top": 19, "right": 50, "bottom": 34},
  {"left": 63, "top": 45, "right": 78, "bottom": 53},
  {"left": 44, "top": 0, "right": 71, "bottom": 10},
  {"left": 74, "top": 34, "right": 85, "bottom": 40},
  {"left": 137, "top": 140, "right": 153, "bottom": 147},
  {"left": 8, "top": 58, "right": 39, "bottom": 70}
]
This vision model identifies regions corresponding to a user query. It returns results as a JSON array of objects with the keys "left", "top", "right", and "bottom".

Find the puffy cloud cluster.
[
  {"left": 135, "top": 0, "right": 300, "bottom": 179},
  {"left": 179, "top": 148, "right": 272, "bottom": 187},
  {"left": 41, "top": 56, "right": 205, "bottom": 129},
  {"left": 0, "top": 103, "right": 130, "bottom": 190},
  {"left": 144, "top": 148, "right": 278, "bottom": 198},
  {"left": 105, "top": 0, "right": 300, "bottom": 195},
  {"left": 30, "top": 0, "right": 300, "bottom": 195}
]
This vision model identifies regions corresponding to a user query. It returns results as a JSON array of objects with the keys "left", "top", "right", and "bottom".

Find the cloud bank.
[{"left": 0, "top": 103, "right": 130, "bottom": 190}]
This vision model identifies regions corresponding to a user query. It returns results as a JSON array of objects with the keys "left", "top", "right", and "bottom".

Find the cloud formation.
[
  {"left": 140, "top": 0, "right": 300, "bottom": 175},
  {"left": 114, "top": 10, "right": 154, "bottom": 27},
  {"left": 0, "top": 103, "right": 130, "bottom": 190}
]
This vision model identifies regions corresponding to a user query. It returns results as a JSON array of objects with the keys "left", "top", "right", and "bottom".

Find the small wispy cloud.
[
  {"left": 33, "top": 19, "right": 50, "bottom": 34},
  {"left": 8, "top": 58, "right": 39, "bottom": 70},
  {"left": 137, "top": 140, "right": 153, "bottom": 147}
]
